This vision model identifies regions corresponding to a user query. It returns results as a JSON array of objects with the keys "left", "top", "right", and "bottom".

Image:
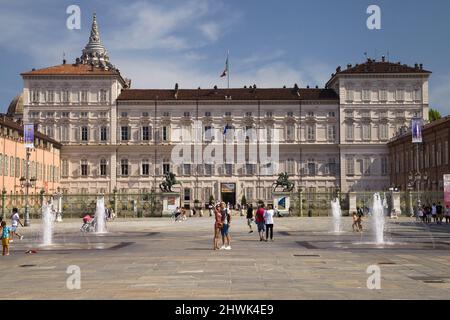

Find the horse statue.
[
  {"left": 272, "top": 172, "right": 294, "bottom": 192},
  {"left": 159, "top": 172, "right": 181, "bottom": 192}
]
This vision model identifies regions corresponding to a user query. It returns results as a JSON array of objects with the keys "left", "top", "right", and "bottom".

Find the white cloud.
[
  {"left": 430, "top": 74, "right": 450, "bottom": 114},
  {"left": 199, "top": 22, "right": 220, "bottom": 42}
]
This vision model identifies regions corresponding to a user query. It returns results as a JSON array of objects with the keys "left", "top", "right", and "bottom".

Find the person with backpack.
[{"left": 255, "top": 203, "right": 266, "bottom": 242}]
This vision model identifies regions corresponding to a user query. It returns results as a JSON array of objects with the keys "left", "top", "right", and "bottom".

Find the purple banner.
[{"left": 24, "top": 123, "right": 34, "bottom": 148}]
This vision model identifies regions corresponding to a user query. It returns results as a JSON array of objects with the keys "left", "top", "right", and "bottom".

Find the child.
[
  {"left": 10, "top": 208, "right": 24, "bottom": 242},
  {"left": 357, "top": 213, "right": 363, "bottom": 232},
  {"left": 352, "top": 212, "right": 358, "bottom": 232},
  {"left": 1, "top": 221, "right": 10, "bottom": 256}
]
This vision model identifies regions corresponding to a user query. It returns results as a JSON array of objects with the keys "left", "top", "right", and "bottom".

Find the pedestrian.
[
  {"left": 426, "top": 205, "right": 432, "bottom": 224},
  {"left": 352, "top": 212, "right": 359, "bottom": 232},
  {"left": 431, "top": 203, "right": 437, "bottom": 223},
  {"left": 220, "top": 202, "right": 231, "bottom": 250},
  {"left": 246, "top": 204, "right": 254, "bottom": 233},
  {"left": 445, "top": 205, "right": 450, "bottom": 224},
  {"left": 418, "top": 206, "right": 424, "bottom": 223},
  {"left": 436, "top": 202, "right": 443, "bottom": 224},
  {"left": 208, "top": 203, "right": 213, "bottom": 217},
  {"left": 1, "top": 221, "right": 10, "bottom": 256},
  {"left": 264, "top": 204, "right": 275, "bottom": 241},
  {"left": 255, "top": 203, "right": 266, "bottom": 241},
  {"left": 357, "top": 213, "right": 363, "bottom": 232},
  {"left": 10, "top": 208, "right": 24, "bottom": 242},
  {"left": 213, "top": 203, "right": 222, "bottom": 250}
]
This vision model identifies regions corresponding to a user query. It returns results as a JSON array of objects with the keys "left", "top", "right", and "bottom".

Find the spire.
[{"left": 80, "top": 13, "right": 113, "bottom": 70}]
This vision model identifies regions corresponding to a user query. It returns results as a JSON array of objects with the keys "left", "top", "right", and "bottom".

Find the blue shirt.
[{"left": 1, "top": 226, "right": 10, "bottom": 239}]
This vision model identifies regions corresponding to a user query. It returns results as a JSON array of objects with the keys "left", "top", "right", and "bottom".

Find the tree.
[{"left": 429, "top": 108, "right": 442, "bottom": 122}]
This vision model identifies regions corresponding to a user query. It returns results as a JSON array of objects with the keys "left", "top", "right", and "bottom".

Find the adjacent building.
[{"left": 15, "top": 13, "right": 432, "bottom": 207}]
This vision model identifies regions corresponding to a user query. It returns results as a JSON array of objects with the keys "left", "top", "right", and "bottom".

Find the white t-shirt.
[
  {"left": 432, "top": 206, "right": 437, "bottom": 215},
  {"left": 264, "top": 209, "right": 274, "bottom": 225},
  {"left": 11, "top": 213, "right": 20, "bottom": 227}
]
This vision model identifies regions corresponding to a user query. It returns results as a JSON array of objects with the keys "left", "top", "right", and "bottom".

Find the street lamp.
[{"left": 19, "top": 173, "right": 37, "bottom": 227}]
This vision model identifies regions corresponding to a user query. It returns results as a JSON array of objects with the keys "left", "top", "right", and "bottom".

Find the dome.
[{"left": 7, "top": 94, "right": 24, "bottom": 116}]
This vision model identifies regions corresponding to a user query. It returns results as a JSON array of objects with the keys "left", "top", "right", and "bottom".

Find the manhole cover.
[
  {"left": 19, "top": 265, "right": 36, "bottom": 268},
  {"left": 293, "top": 254, "right": 321, "bottom": 257}
]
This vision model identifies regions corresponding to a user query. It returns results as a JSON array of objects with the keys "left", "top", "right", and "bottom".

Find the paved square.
[{"left": 1, "top": 216, "right": 450, "bottom": 299}]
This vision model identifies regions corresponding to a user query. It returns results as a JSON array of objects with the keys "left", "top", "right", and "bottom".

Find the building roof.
[
  {"left": 7, "top": 94, "right": 24, "bottom": 116},
  {"left": 326, "top": 58, "right": 431, "bottom": 87},
  {"left": 117, "top": 87, "right": 339, "bottom": 102},
  {"left": 21, "top": 63, "right": 121, "bottom": 76},
  {"left": 0, "top": 115, "right": 62, "bottom": 148}
]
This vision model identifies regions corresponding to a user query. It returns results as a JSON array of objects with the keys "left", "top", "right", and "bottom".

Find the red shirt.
[{"left": 255, "top": 208, "right": 265, "bottom": 223}]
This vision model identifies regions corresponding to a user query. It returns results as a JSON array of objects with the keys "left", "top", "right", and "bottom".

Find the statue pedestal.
[
  {"left": 162, "top": 192, "right": 181, "bottom": 217},
  {"left": 272, "top": 192, "right": 291, "bottom": 216}
]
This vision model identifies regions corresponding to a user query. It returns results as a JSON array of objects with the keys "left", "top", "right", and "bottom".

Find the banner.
[
  {"left": 444, "top": 175, "right": 450, "bottom": 208},
  {"left": 411, "top": 118, "right": 423, "bottom": 143},
  {"left": 24, "top": 123, "right": 34, "bottom": 148}
]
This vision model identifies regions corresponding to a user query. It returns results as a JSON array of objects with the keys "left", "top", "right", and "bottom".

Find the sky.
[{"left": 0, "top": 0, "right": 449, "bottom": 114}]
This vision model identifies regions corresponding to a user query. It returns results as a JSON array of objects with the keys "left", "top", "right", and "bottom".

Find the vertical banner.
[
  {"left": 444, "top": 175, "right": 450, "bottom": 208},
  {"left": 24, "top": 123, "right": 35, "bottom": 148},
  {"left": 411, "top": 118, "right": 423, "bottom": 143}
]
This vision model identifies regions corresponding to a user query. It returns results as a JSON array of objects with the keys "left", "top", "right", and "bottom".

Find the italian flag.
[{"left": 220, "top": 52, "right": 229, "bottom": 78}]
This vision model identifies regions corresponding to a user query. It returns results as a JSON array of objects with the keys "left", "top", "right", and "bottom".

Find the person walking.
[
  {"left": 445, "top": 205, "right": 450, "bottom": 224},
  {"left": 1, "top": 221, "right": 10, "bottom": 256},
  {"left": 10, "top": 208, "right": 24, "bottom": 242},
  {"left": 255, "top": 203, "right": 266, "bottom": 241},
  {"left": 264, "top": 204, "right": 275, "bottom": 241},
  {"left": 437, "top": 202, "right": 444, "bottom": 224},
  {"left": 431, "top": 203, "right": 437, "bottom": 223},
  {"left": 246, "top": 204, "right": 254, "bottom": 233},
  {"left": 213, "top": 203, "right": 222, "bottom": 250}
]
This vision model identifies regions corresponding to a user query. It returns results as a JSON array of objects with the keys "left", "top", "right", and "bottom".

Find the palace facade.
[{"left": 12, "top": 14, "right": 431, "bottom": 207}]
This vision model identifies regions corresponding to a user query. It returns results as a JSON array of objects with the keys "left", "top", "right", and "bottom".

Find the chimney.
[
  {"left": 381, "top": 56, "right": 385, "bottom": 62},
  {"left": 174, "top": 83, "right": 179, "bottom": 99},
  {"left": 336, "top": 66, "right": 341, "bottom": 72},
  {"left": 347, "top": 64, "right": 352, "bottom": 69},
  {"left": 419, "top": 63, "right": 423, "bottom": 70}
]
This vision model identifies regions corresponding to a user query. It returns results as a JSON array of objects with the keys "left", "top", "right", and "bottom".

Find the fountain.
[
  {"left": 372, "top": 193, "right": 385, "bottom": 244},
  {"left": 330, "top": 198, "right": 342, "bottom": 233},
  {"left": 41, "top": 203, "right": 55, "bottom": 246},
  {"left": 95, "top": 196, "right": 107, "bottom": 234}
]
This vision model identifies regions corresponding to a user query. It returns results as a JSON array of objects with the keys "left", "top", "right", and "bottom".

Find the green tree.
[{"left": 429, "top": 108, "right": 442, "bottom": 122}]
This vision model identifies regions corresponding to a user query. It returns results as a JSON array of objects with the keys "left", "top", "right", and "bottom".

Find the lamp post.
[
  {"left": 53, "top": 187, "right": 63, "bottom": 222},
  {"left": 19, "top": 148, "right": 37, "bottom": 227},
  {"left": 408, "top": 170, "right": 428, "bottom": 213}
]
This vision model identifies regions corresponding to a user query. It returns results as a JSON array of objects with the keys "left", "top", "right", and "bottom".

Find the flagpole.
[{"left": 227, "top": 50, "right": 230, "bottom": 89}]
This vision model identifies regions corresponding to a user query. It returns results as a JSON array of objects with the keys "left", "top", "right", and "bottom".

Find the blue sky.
[{"left": 1, "top": 0, "right": 449, "bottom": 114}]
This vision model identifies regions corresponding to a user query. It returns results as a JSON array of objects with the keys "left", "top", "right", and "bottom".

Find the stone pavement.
[{"left": 1, "top": 216, "right": 450, "bottom": 300}]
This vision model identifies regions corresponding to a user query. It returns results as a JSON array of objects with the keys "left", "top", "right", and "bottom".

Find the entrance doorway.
[{"left": 221, "top": 183, "right": 236, "bottom": 206}]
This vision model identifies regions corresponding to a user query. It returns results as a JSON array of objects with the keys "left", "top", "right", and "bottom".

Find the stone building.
[{"left": 17, "top": 13, "right": 431, "bottom": 207}]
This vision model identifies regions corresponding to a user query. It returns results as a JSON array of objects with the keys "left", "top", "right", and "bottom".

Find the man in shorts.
[{"left": 255, "top": 203, "right": 266, "bottom": 241}]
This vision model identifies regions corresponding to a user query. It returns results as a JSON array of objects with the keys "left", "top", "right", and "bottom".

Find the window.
[
  {"left": 62, "top": 159, "right": 69, "bottom": 177},
  {"left": 328, "top": 158, "right": 337, "bottom": 175},
  {"left": 121, "top": 112, "right": 128, "bottom": 118},
  {"left": 121, "top": 159, "right": 129, "bottom": 176},
  {"left": 246, "top": 112, "right": 252, "bottom": 117},
  {"left": 31, "top": 90, "right": 39, "bottom": 103},
  {"left": 286, "top": 125, "right": 295, "bottom": 141},
  {"left": 431, "top": 144, "right": 435, "bottom": 167},
  {"left": 286, "top": 159, "right": 295, "bottom": 174},
  {"left": 100, "top": 126, "right": 107, "bottom": 142},
  {"left": 46, "top": 126, "right": 54, "bottom": 138},
  {"left": 142, "top": 126, "right": 150, "bottom": 141},
  {"left": 266, "top": 111, "right": 273, "bottom": 117},
  {"left": 81, "top": 126, "right": 89, "bottom": 141},
  {"left": 245, "top": 163, "right": 255, "bottom": 175},
  {"left": 46, "top": 112, "right": 54, "bottom": 118},
  {"left": 10, "top": 156, "right": 14, "bottom": 177},
  {"left": 346, "top": 89, "right": 354, "bottom": 101},
  {"left": 346, "top": 158, "right": 354, "bottom": 176},
  {"left": 307, "top": 125, "right": 315, "bottom": 141},
  {"left": 183, "top": 112, "right": 190, "bottom": 117},
  {"left": 62, "top": 90, "right": 69, "bottom": 103},
  {"left": 396, "top": 89, "right": 405, "bottom": 101},
  {"left": 80, "top": 112, "right": 88, "bottom": 118},
  {"left": 307, "top": 160, "right": 316, "bottom": 176},
  {"left": 81, "top": 90, "right": 88, "bottom": 103},
  {"left": 204, "top": 164, "right": 213, "bottom": 176},
  {"left": 307, "top": 111, "right": 314, "bottom": 117},
  {"left": 287, "top": 111, "right": 294, "bottom": 117},
  {"left": 121, "top": 126, "right": 129, "bottom": 141},
  {"left": 266, "top": 126, "right": 273, "bottom": 143},
  {"left": 362, "top": 124, "right": 371, "bottom": 141},
  {"left": 225, "top": 164, "right": 233, "bottom": 176},
  {"left": 47, "top": 90, "right": 54, "bottom": 103},
  {"left": 437, "top": 142, "right": 442, "bottom": 166},
  {"left": 328, "top": 111, "right": 336, "bottom": 118},
  {"left": 363, "top": 158, "right": 371, "bottom": 175},
  {"left": 445, "top": 141, "right": 449, "bottom": 165},
  {"left": 81, "top": 160, "right": 88, "bottom": 176},
  {"left": 379, "top": 89, "right": 387, "bottom": 101},
  {"left": 62, "top": 112, "right": 69, "bottom": 118},
  {"left": 142, "top": 112, "right": 149, "bottom": 117},
  {"left": 413, "top": 88, "right": 421, "bottom": 101},
  {"left": 362, "top": 89, "right": 371, "bottom": 101},
  {"left": 183, "top": 164, "right": 191, "bottom": 175},
  {"left": 379, "top": 123, "right": 389, "bottom": 140},
  {"left": 204, "top": 126, "right": 213, "bottom": 141},
  {"left": 381, "top": 157, "right": 388, "bottom": 175},
  {"left": 4, "top": 156, "right": 8, "bottom": 176},
  {"left": 225, "top": 111, "right": 232, "bottom": 117},
  {"left": 184, "top": 188, "right": 191, "bottom": 202},
  {"left": 162, "top": 126, "right": 169, "bottom": 141},
  {"left": 163, "top": 163, "right": 170, "bottom": 175},
  {"left": 142, "top": 160, "right": 150, "bottom": 176},
  {"left": 205, "top": 111, "right": 211, "bottom": 117},
  {"left": 346, "top": 124, "right": 354, "bottom": 141},
  {"left": 100, "top": 159, "right": 107, "bottom": 176},
  {"left": 162, "top": 112, "right": 170, "bottom": 117},
  {"left": 30, "top": 112, "right": 40, "bottom": 118},
  {"left": 100, "top": 89, "right": 107, "bottom": 102},
  {"left": 327, "top": 125, "right": 336, "bottom": 142}
]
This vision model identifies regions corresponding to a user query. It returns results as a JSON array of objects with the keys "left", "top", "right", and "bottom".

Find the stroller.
[{"left": 80, "top": 215, "right": 95, "bottom": 232}]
